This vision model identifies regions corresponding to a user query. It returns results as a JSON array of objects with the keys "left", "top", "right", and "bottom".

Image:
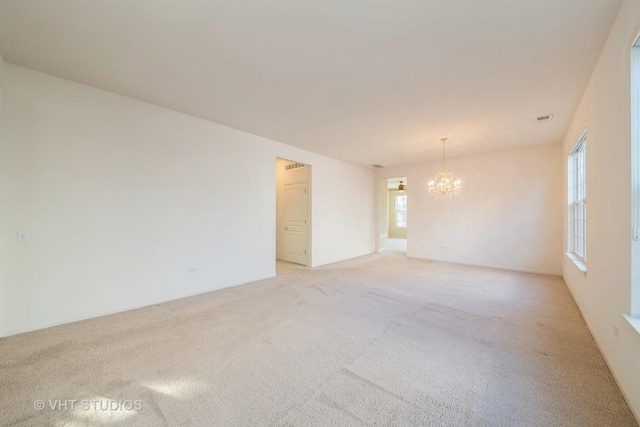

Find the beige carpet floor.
[{"left": 0, "top": 253, "right": 637, "bottom": 426}]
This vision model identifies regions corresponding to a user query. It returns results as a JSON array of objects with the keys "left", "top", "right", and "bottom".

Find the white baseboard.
[{"left": 0, "top": 273, "right": 276, "bottom": 338}]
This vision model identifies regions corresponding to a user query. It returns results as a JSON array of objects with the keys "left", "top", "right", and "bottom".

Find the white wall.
[
  {"left": 272, "top": 149, "right": 375, "bottom": 268},
  {"left": 0, "top": 64, "right": 375, "bottom": 337},
  {"left": 561, "top": 0, "right": 640, "bottom": 420},
  {"left": 0, "top": 51, "right": 4, "bottom": 85},
  {"left": 0, "top": 52, "right": 5, "bottom": 334},
  {"left": 378, "top": 144, "right": 563, "bottom": 275}
]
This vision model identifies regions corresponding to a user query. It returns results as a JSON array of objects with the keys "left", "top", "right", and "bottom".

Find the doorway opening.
[
  {"left": 276, "top": 158, "right": 311, "bottom": 270},
  {"left": 378, "top": 177, "right": 407, "bottom": 255}
]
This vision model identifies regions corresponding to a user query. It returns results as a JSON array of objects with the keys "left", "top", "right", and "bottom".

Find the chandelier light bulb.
[{"left": 427, "top": 138, "right": 462, "bottom": 199}]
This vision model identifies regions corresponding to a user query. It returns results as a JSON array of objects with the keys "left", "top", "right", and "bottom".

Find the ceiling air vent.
[
  {"left": 535, "top": 114, "right": 554, "bottom": 124},
  {"left": 370, "top": 164, "right": 385, "bottom": 169},
  {"left": 285, "top": 162, "right": 305, "bottom": 171}
]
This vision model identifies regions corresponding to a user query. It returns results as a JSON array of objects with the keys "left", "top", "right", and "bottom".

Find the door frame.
[
  {"left": 376, "top": 178, "right": 389, "bottom": 252},
  {"left": 377, "top": 176, "right": 408, "bottom": 253},
  {"left": 275, "top": 158, "right": 312, "bottom": 267}
]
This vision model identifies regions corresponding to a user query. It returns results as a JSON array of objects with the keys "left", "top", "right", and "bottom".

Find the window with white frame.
[
  {"left": 570, "top": 132, "right": 587, "bottom": 261},
  {"left": 395, "top": 194, "right": 407, "bottom": 228}
]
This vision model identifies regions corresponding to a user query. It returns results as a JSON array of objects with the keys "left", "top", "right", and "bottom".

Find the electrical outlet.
[
  {"left": 612, "top": 324, "right": 619, "bottom": 337},
  {"left": 17, "top": 231, "right": 29, "bottom": 243},
  {"left": 188, "top": 267, "right": 197, "bottom": 274}
]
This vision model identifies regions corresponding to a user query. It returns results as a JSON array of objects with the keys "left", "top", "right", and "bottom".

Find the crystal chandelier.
[{"left": 427, "top": 138, "right": 462, "bottom": 199}]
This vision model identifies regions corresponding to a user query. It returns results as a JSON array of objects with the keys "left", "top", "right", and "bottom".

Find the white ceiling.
[{"left": 0, "top": 0, "right": 623, "bottom": 167}]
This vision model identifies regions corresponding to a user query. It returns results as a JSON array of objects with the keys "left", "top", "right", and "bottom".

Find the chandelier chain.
[{"left": 442, "top": 138, "right": 446, "bottom": 171}]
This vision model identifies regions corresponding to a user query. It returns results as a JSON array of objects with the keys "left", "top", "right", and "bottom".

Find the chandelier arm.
[{"left": 428, "top": 137, "right": 461, "bottom": 199}]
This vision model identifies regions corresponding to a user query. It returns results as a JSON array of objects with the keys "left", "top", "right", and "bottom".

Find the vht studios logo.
[{"left": 34, "top": 399, "right": 143, "bottom": 411}]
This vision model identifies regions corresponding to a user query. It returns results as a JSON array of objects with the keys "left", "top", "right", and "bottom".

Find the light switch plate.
[{"left": 17, "top": 230, "right": 29, "bottom": 243}]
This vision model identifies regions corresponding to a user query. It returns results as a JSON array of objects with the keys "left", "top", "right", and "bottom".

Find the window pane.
[
  {"left": 569, "top": 135, "right": 587, "bottom": 261},
  {"left": 396, "top": 211, "right": 407, "bottom": 227},
  {"left": 397, "top": 195, "right": 407, "bottom": 210},
  {"left": 582, "top": 202, "right": 587, "bottom": 259},
  {"left": 396, "top": 195, "right": 407, "bottom": 227}
]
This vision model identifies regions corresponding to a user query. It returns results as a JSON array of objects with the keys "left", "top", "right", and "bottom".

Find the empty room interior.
[{"left": 1, "top": 0, "right": 640, "bottom": 425}]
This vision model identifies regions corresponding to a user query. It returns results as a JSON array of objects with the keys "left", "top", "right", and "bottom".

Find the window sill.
[
  {"left": 622, "top": 314, "right": 640, "bottom": 336},
  {"left": 565, "top": 252, "right": 586, "bottom": 275}
]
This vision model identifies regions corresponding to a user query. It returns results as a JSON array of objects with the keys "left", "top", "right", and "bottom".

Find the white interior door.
[{"left": 285, "top": 182, "right": 308, "bottom": 265}]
